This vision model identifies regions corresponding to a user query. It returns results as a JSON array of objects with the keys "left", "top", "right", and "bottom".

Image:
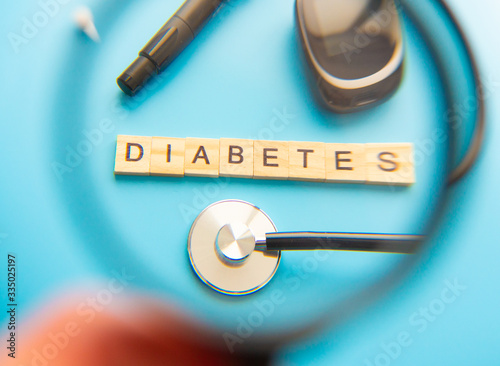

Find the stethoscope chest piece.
[{"left": 188, "top": 200, "right": 280, "bottom": 295}]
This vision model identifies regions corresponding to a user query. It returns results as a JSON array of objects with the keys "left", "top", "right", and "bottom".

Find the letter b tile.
[{"left": 219, "top": 138, "right": 254, "bottom": 178}]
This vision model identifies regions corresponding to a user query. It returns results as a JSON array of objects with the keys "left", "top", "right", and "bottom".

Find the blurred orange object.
[{"left": 13, "top": 294, "right": 268, "bottom": 366}]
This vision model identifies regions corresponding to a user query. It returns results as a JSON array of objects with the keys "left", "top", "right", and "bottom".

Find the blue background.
[{"left": 1, "top": 0, "right": 499, "bottom": 364}]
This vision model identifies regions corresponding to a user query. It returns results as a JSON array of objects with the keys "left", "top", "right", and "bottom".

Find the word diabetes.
[{"left": 114, "top": 135, "right": 415, "bottom": 185}]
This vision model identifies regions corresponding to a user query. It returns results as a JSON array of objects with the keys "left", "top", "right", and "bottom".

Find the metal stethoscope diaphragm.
[{"left": 188, "top": 200, "right": 281, "bottom": 295}]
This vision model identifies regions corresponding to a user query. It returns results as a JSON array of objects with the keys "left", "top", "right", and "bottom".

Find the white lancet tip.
[{"left": 73, "top": 6, "right": 100, "bottom": 42}]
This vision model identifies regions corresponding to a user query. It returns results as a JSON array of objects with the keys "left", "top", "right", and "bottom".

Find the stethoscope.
[
  {"left": 115, "top": 0, "right": 485, "bottom": 297},
  {"left": 105, "top": 0, "right": 486, "bottom": 350}
]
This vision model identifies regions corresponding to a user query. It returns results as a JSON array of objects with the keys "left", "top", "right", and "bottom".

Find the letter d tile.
[{"left": 114, "top": 135, "right": 152, "bottom": 175}]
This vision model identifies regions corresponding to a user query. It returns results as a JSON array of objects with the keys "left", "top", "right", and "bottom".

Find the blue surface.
[{"left": 1, "top": 0, "right": 499, "bottom": 364}]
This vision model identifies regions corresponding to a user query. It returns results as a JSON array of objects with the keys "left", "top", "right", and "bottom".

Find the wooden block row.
[{"left": 114, "top": 135, "right": 415, "bottom": 185}]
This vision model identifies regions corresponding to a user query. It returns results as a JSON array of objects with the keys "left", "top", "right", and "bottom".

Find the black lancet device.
[{"left": 117, "top": 0, "right": 223, "bottom": 96}]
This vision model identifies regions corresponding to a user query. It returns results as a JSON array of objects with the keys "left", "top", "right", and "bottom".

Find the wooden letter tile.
[
  {"left": 185, "top": 138, "right": 220, "bottom": 177},
  {"left": 219, "top": 138, "right": 254, "bottom": 178},
  {"left": 114, "top": 135, "right": 152, "bottom": 176},
  {"left": 150, "top": 137, "right": 185, "bottom": 176},
  {"left": 365, "top": 143, "right": 415, "bottom": 185},
  {"left": 289, "top": 141, "right": 325, "bottom": 181},
  {"left": 254, "top": 140, "right": 289, "bottom": 180},
  {"left": 326, "top": 143, "right": 366, "bottom": 183}
]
